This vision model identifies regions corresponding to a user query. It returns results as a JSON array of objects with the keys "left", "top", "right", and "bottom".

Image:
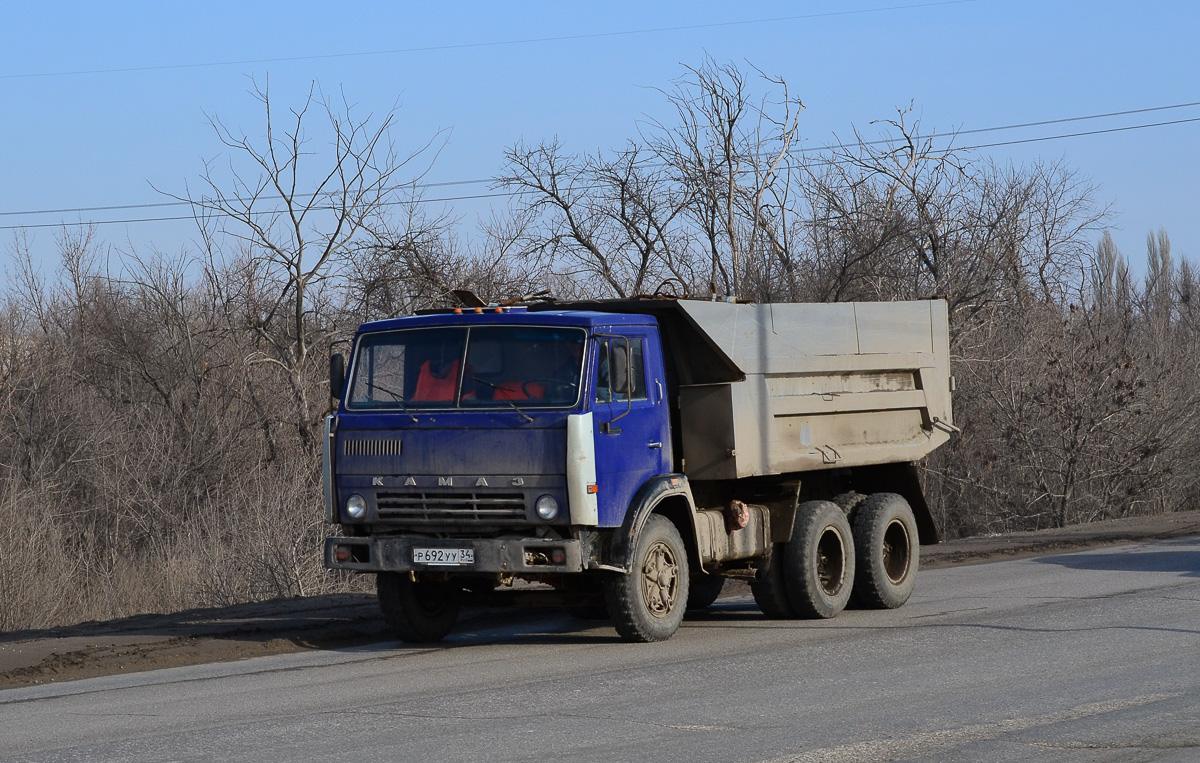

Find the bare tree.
[
  {"left": 170, "top": 79, "right": 444, "bottom": 449},
  {"left": 498, "top": 140, "right": 690, "bottom": 297},
  {"left": 647, "top": 56, "right": 804, "bottom": 298},
  {"left": 500, "top": 57, "right": 804, "bottom": 301}
]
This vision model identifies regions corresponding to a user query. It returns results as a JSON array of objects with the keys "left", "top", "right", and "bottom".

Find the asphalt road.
[{"left": 2, "top": 537, "right": 1198, "bottom": 762}]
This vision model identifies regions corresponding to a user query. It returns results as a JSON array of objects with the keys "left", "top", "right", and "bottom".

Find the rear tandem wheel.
[
  {"left": 782, "top": 500, "right": 856, "bottom": 619},
  {"left": 750, "top": 543, "right": 797, "bottom": 618},
  {"left": 686, "top": 574, "right": 726, "bottom": 612},
  {"left": 850, "top": 492, "right": 919, "bottom": 609}
]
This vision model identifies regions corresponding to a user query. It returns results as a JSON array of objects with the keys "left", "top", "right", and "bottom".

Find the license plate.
[{"left": 412, "top": 547, "right": 475, "bottom": 566}]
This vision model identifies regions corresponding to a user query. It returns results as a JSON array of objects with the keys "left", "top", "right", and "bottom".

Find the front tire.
[
  {"left": 851, "top": 493, "right": 919, "bottom": 609},
  {"left": 606, "top": 515, "right": 689, "bottom": 642},
  {"left": 377, "top": 573, "right": 462, "bottom": 643},
  {"left": 783, "top": 500, "right": 856, "bottom": 618}
]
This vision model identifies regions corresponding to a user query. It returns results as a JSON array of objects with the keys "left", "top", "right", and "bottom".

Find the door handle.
[{"left": 648, "top": 441, "right": 663, "bottom": 449}]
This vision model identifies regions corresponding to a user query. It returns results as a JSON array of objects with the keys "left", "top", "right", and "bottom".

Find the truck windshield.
[{"left": 346, "top": 325, "right": 586, "bottom": 410}]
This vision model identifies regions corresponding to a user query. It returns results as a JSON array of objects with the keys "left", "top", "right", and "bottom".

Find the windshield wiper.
[
  {"left": 471, "top": 377, "right": 535, "bottom": 424},
  {"left": 364, "top": 381, "right": 419, "bottom": 422}
]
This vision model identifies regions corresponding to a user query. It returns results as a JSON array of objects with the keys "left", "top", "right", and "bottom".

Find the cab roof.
[{"left": 356, "top": 308, "right": 657, "bottom": 334}]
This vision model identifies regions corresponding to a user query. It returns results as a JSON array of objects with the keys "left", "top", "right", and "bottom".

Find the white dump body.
[{"left": 673, "top": 300, "right": 953, "bottom": 481}]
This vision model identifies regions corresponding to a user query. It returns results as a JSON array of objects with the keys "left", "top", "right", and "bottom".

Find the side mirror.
[
  {"left": 330, "top": 353, "right": 345, "bottom": 400},
  {"left": 611, "top": 344, "right": 629, "bottom": 396}
]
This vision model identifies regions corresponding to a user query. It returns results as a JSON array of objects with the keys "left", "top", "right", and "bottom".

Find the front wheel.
[
  {"left": 377, "top": 573, "right": 462, "bottom": 643},
  {"left": 605, "top": 515, "right": 689, "bottom": 642}
]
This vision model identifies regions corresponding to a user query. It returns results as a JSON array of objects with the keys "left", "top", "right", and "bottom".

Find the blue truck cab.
[{"left": 325, "top": 299, "right": 955, "bottom": 642}]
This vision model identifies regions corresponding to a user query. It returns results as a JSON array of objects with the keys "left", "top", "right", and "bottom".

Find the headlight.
[
  {"left": 345, "top": 493, "right": 367, "bottom": 520},
  {"left": 535, "top": 494, "right": 559, "bottom": 521}
]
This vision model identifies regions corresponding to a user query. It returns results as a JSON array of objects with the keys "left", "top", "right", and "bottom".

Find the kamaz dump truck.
[{"left": 324, "top": 298, "right": 955, "bottom": 642}]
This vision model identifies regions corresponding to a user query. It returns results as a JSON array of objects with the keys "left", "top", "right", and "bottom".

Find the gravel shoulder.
[{"left": 3, "top": 510, "right": 1198, "bottom": 690}]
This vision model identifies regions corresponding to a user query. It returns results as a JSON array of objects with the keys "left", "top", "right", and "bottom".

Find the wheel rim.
[
  {"left": 815, "top": 526, "right": 847, "bottom": 596},
  {"left": 640, "top": 540, "right": 680, "bottom": 618},
  {"left": 882, "top": 518, "right": 911, "bottom": 584}
]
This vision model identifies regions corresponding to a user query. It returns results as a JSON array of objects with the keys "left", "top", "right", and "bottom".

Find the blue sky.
[{"left": 3, "top": 0, "right": 1198, "bottom": 276}]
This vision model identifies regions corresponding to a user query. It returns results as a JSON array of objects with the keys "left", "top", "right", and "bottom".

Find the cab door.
[{"left": 591, "top": 329, "right": 671, "bottom": 527}]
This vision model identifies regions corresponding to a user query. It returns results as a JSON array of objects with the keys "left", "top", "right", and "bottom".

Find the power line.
[
  {"left": 4, "top": 99, "right": 1199, "bottom": 223},
  {"left": 947, "top": 101, "right": 1200, "bottom": 137},
  {"left": 2, "top": 1, "right": 980, "bottom": 80},
  {"left": 958, "top": 116, "right": 1200, "bottom": 151},
  {"left": 0, "top": 191, "right": 519, "bottom": 231},
  {"left": 821, "top": 101, "right": 1200, "bottom": 152},
  {"left": 0, "top": 177, "right": 497, "bottom": 218},
  {"left": 1, "top": 109, "right": 1197, "bottom": 233}
]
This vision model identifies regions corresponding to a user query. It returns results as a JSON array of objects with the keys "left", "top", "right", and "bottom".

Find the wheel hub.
[
  {"left": 881, "top": 518, "right": 911, "bottom": 584},
  {"left": 641, "top": 540, "right": 679, "bottom": 617},
  {"left": 815, "top": 526, "right": 847, "bottom": 596}
]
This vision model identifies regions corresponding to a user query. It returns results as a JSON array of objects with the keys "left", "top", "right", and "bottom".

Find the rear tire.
[
  {"left": 605, "top": 515, "right": 689, "bottom": 642},
  {"left": 751, "top": 544, "right": 797, "bottom": 618},
  {"left": 377, "top": 573, "right": 461, "bottom": 643},
  {"left": 833, "top": 491, "right": 868, "bottom": 519},
  {"left": 851, "top": 492, "right": 919, "bottom": 609},
  {"left": 783, "top": 500, "right": 856, "bottom": 619},
  {"left": 686, "top": 575, "right": 725, "bottom": 612}
]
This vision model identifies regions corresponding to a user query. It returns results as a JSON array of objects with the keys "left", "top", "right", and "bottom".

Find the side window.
[{"left": 595, "top": 337, "right": 647, "bottom": 403}]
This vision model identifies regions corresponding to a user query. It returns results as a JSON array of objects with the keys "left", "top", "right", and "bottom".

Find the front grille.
[
  {"left": 344, "top": 439, "right": 403, "bottom": 456},
  {"left": 376, "top": 490, "right": 527, "bottom": 525}
]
